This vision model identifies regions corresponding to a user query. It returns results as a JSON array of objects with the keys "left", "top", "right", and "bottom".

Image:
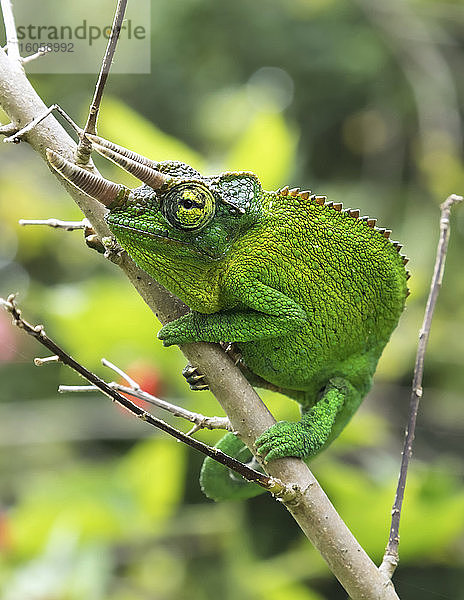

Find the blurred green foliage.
[{"left": 1, "top": 0, "right": 464, "bottom": 598}]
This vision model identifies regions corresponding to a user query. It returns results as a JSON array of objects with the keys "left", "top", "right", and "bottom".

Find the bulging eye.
[{"left": 162, "top": 182, "right": 215, "bottom": 231}]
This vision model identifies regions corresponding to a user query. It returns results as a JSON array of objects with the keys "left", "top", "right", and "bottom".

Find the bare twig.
[
  {"left": 100, "top": 357, "right": 231, "bottom": 430},
  {"left": 76, "top": 0, "right": 128, "bottom": 164},
  {"left": 0, "top": 0, "right": 20, "bottom": 61},
  {"left": 21, "top": 46, "right": 51, "bottom": 65},
  {"left": 102, "top": 357, "right": 141, "bottom": 390},
  {"left": 0, "top": 294, "right": 291, "bottom": 499},
  {"left": 3, "top": 103, "right": 82, "bottom": 143},
  {"left": 19, "top": 218, "right": 88, "bottom": 230},
  {"left": 118, "top": 385, "right": 231, "bottom": 432},
  {"left": 380, "top": 193, "right": 463, "bottom": 578},
  {"left": 34, "top": 355, "right": 60, "bottom": 366},
  {"left": 59, "top": 374, "right": 232, "bottom": 432}
]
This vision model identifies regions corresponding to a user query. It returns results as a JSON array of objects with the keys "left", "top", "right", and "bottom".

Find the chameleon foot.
[
  {"left": 255, "top": 421, "right": 312, "bottom": 463},
  {"left": 182, "top": 363, "right": 209, "bottom": 391}
]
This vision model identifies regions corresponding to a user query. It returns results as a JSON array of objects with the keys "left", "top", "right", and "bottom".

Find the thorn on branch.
[{"left": 187, "top": 425, "right": 201, "bottom": 436}]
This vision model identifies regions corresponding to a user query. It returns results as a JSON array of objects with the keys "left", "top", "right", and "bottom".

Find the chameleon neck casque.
[{"left": 47, "top": 136, "right": 409, "bottom": 501}]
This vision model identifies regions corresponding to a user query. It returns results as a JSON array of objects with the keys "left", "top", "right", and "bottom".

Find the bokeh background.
[{"left": 1, "top": 0, "right": 464, "bottom": 598}]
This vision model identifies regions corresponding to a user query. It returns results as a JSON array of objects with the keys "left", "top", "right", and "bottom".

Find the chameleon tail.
[{"left": 200, "top": 432, "right": 265, "bottom": 501}]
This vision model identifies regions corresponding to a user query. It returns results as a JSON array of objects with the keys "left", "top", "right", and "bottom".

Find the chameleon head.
[{"left": 46, "top": 137, "right": 263, "bottom": 298}]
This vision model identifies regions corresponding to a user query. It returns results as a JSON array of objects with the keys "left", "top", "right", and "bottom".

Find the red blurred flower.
[{"left": 118, "top": 361, "right": 163, "bottom": 411}]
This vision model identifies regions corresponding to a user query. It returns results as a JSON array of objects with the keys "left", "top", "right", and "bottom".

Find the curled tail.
[{"left": 200, "top": 432, "right": 265, "bottom": 501}]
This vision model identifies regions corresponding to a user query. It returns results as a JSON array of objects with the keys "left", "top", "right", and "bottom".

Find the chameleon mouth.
[{"left": 110, "top": 222, "right": 217, "bottom": 259}]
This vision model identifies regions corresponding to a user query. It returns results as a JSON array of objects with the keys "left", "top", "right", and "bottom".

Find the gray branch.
[
  {"left": 0, "top": 46, "right": 400, "bottom": 599},
  {"left": 19, "top": 217, "right": 88, "bottom": 230},
  {"left": 379, "top": 194, "right": 463, "bottom": 578},
  {"left": 0, "top": 0, "right": 20, "bottom": 61}
]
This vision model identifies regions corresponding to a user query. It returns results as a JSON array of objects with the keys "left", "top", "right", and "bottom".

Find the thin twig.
[
  {"left": 0, "top": 294, "right": 292, "bottom": 499},
  {"left": 59, "top": 380, "right": 232, "bottom": 432},
  {"left": 3, "top": 103, "right": 82, "bottom": 143},
  {"left": 21, "top": 46, "right": 51, "bottom": 65},
  {"left": 380, "top": 193, "right": 463, "bottom": 578},
  {"left": 118, "top": 385, "right": 231, "bottom": 432},
  {"left": 102, "top": 357, "right": 141, "bottom": 390},
  {"left": 19, "top": 218, "right": 88, "bottom": 230},
  {"left": 0, "top": 0, "right": 20, "bottom": 61},
  {"left": 59, "top": 385, "right": 104, "bottom": 393},
  {"left": 99, "top": 357, "right": 230, "bottom": 430},
  {"left": 34, "top": 355, "right": 60, "bottom": 366},
  {"left": 76, "top": 0, "right": 128, "bottom": 165}
]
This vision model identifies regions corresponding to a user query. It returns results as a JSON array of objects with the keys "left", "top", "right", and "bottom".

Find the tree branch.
[
  {"left": 76, "top": 0, "right": 128, "bottom": 164},
  {"left": 0, "top": 0, "right": 20, "bottom": 61},
  {"left": 0, "top": 295, "right": 286, "bottom": 496},
  {"left": 59, "top": 357, "right": 232, "bottom": 432},
  {"left": 380, "top": 193, "right": 463, "bottom": 578},
  {"left": 0, "top": 45, "right": 400, "bottom": 599},
  {"left": 19, "top": 217, "right": 88, "bottom": 230}
]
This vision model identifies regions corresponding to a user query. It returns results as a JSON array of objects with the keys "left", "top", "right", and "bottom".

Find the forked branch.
[{"left": 59, "top": 357, "right": 232, "bottom": 433}]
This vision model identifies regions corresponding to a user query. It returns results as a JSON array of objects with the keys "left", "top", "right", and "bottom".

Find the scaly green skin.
[{"left": 105, "top": 160, "right": 409, "bottom": 501}]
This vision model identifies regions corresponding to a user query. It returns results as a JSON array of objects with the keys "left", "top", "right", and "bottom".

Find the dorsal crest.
[{"left": 277, "top": 184, "right": 410, "bottom": 271}]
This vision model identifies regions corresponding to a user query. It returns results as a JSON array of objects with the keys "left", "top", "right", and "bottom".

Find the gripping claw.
[{"left": 182, "top": 363, "right": 209, "bottom": 391}]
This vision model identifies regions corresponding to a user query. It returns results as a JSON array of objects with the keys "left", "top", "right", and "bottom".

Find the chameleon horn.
[
  {"left": 85, "top": 133, "right": 169, "bottom": 190},
  {"left": 85, "top": 133, "right": 157, "bottom": 168},
  {"left": 46, "top": 149, "right": 129, "bottom": 208},
  {"left": 87, "top": 136, "right": 169, "bottom": 191}
]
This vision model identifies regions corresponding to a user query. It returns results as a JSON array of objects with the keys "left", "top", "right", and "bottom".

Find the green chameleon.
[{"left": 47, "top": 136, "right": 409, "bottom": 501}]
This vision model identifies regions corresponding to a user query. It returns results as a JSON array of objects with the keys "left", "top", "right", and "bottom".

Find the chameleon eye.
[{"left": 162, "top": 182, "right": 215, "bottom": 231}]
